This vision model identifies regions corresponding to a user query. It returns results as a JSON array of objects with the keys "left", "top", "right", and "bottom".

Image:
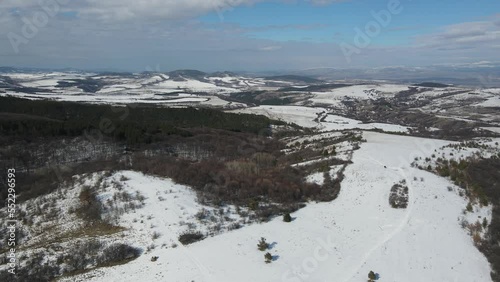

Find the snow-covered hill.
[
  {"left": 2, "top": 71, "right": 499, "bottom": 115},
  {"left": 55, "top": 133, "right": 493, "bottom": 282},
  {"left": 0, "top": 71, "right": 297, "bottom": 108},
  {"left": 1, "top": 70, "right": 499, "bottom": 281}
]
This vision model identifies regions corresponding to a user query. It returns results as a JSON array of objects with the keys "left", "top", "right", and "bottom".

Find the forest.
[
  {"left": 0, "top": 96, "right": 275, "bottom": 143},
  {"left": 0, "top": 97, "right": 344, "bottom": 220}
]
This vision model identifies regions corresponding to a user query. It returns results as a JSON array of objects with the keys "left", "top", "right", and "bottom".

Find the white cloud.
[
  {"left": 0, "top": 0, "right": 263, "bottom": 22},
  {"left": 0, "top": 1, "right": 497, "bottom": 71},
  {"left": 0, "top": 0, "right": 352, "bottom": 22},
  {"left": 259, "top": 45, "right": 282, "bottom": 51},
  {"left": 78, "top": 0, "right": 261, "bottom": 21},
  {"left": 416, "top": 17, "right": 500, "bottom": 48}
]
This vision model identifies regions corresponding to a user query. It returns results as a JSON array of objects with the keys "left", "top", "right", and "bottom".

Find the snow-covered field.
[
  {"left": 233, "top": 106, "right": 410, "bottom": 133},
  {"left": 482, "top": 127, "right": 500, "bottom": 134},
  {"left": 231, "top": 105, "right": 326, "bottom": 128},
  {"left": 1, "top": 89, "right": 247, "bottom": 108},
  {"left": 476, "top": 95, "right": 500, "bottom": 107},
  {"left": 151, "top": 79, "right": 237, "bottom": 94},
  {"left": 0, "top": 72, "right": 244, "bottom": 107},
  {"left": 310, "top": 84, "right": 409, "bottom": 108},
  {"left": 322, "top": 115, "right": 410, "bottom": 133},
  {"left": 66, "top": 132, "right": 492, "bottom": 282},
  {"left": 412, "top": 137, "right": 500, "bottom": 169},
  {"left": 2, "top": 72, "right": 500, "bottom": 125}
]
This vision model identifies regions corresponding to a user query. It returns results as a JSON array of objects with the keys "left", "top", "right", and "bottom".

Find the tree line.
[{"left": 0, "top": 97, "right": 274, "bottom": 144}]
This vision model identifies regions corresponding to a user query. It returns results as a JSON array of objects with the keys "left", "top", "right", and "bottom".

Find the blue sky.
[
  {"left": 201, "top": 0, "right": 499, "bottom": 44},
  {"left": 0, "top": 0, "right": 499, "bottom": 71}
]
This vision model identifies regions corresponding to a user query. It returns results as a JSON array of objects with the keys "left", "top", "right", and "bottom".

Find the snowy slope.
[
  {"left": 231, "top": 105, "right": 326, "bottom": 128},
  {"left": 309, "top": 84, "right": 409, "bottom": 107},
  {"left": 321, "top": 115, "right": 410, "bottom": 133},
  {"left": 68, "top": 132, "right": 492, "bottom": 282},
  {"left": 233, "top": 106, "right": 410, "bottom": 133}
]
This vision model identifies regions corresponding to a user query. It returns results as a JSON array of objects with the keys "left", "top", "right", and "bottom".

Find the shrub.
[
  {"left": 248, "top": 199, "right": 259, "bottom": 211},
  {"left": 368, "top": 270, "right": 376, "bottom": 281},
  {"left": 98, "top": 243, "right": 141, "bottom": 265},
  {"left": 152, "top": 231, "right": 161, "bottom": 240},
  {"left": 257, "top": 237, "right": 269, "bottom": 251},
  {"left": 265, "top": 252, "right": 273, "bottom": 263},
  {"left": 389, "top": 183, "right": 409, "bottom": 209},
  {"left": 77, "top": 186, "right": 102, "bottom": 222},
  {"left": 195, "top": 208, "right": 209, "bottom": 221},
  {"left": 466, "top": 202, "right": 473, "bottom": 212},
  {"left": 472, "top": 232, "right": 482, "bottom": 247},
  {"left": 1, "top": 264, "right": 60, "bottom": 282},
  {"left": 283, "top": 213, "right": 292, "bottom": 222},
  {"left": 179, "top": 231, "right": 205, "bottom": 245}
]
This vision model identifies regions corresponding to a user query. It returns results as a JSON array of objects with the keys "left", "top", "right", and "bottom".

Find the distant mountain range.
[
  {"left": 290, "top": 64, "right": 500, "bottom": 87},
  {"left": 1, "top": 63, "right": 499, "bottom": 87}
]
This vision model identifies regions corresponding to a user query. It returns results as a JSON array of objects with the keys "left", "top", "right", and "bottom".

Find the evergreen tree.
[
  {"left": 368, "top": 270, "right": 376, "bottom": 282},
  {"left": 283, "top": 213, "right": 292, "bottom": 223},
  {"left": 264, "top": 252, "right": 272, "bottom": 263},
  {"left": 466, "top": 202, "right": 473, "bottom": 212},
  {"left": 257, "top": 237, "right": 269, "bottom": 251}
]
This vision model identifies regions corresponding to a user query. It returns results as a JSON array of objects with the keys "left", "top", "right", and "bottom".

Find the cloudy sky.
[{"left": 1, "top": 0, "right": 499, "bottom": 72}]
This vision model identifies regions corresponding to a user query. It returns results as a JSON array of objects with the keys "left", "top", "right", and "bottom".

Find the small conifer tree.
[
  {"left": 257, "top": 237, "right": 269, "bottom": 251},
  {"left": 265, "top": 252, "right": 273, "bottom": 263},
  {"left": 368, "top": 271, "right": 376, "bottom": 282},
  {"left": 283, "top": 213, "right": 292, "bottom": 223},
  {"left": 466, "top": 202, "right": 473, "bottom": 212}
]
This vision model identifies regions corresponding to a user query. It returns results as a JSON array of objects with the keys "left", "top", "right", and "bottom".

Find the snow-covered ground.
[
  {"left": 412, "top": 137, "right": 500, "bottom": 170},
  {"left": 67, "top": 132, "right": 492, "bottom": 282},
  {"left": 97, "top": 171, "right": 249, "bottom": 244},
  {"left": 309, "top": 84, "right": 409, "bottom": 108},
  {"left": 305, "top": 165, "right": 344, "bottom": 185},
  {"left": 2, "top": 72, "right": 500, "bottom": 124},
  {"left": 231, "top": 105, "right": 326, "bottom": 128},
  {"left": 0, "top": 90, "right": 246, "bottom": 108},
  {"left": 233, "top": 106, "right": 410, "bottom": 133},
  {"left": 151, "top": 79, "right": 237, "bottom": 94},
  {"left": 283, "top": 131, "right": 344, "bottom": 147},
  {"left": 482, "top": 127, "right": 500, "bottom": 134},
  {"left": 321, "top": 115, "right": 410, "bottom": 133},
  {"left": 2, "top": 71, "right": 499, "bottom": 281},
  {"left": 475, "top": 95, "right": 500, "bottom": 107}
]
